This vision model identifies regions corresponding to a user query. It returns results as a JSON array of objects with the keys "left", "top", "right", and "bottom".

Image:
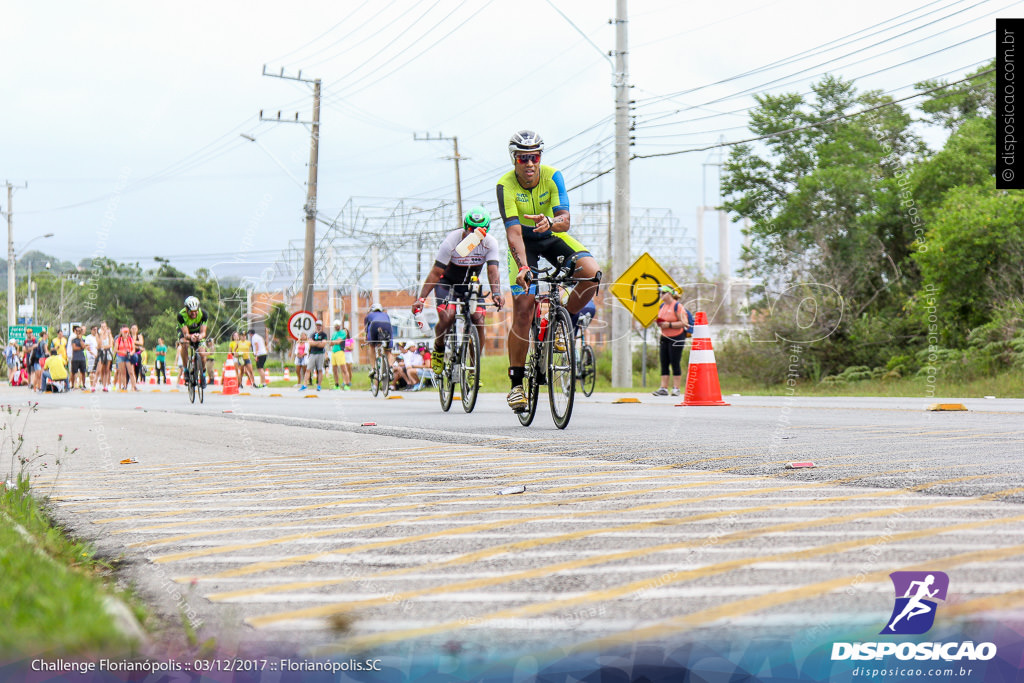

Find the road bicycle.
[
  {"left": 184, "top": 338, "right": 205, "bottom": 404},
  {"left": 518, "top": 256, "right": 601, "bottom": 429},
  {"left": 575, "top": 310, "right": 596, "bottom": 398},
  {"left": 366, "top": 338, "right": 393, "bottom": 397},
  {"left": 437, "top": 278, "right": 499, "bottom": 413}
]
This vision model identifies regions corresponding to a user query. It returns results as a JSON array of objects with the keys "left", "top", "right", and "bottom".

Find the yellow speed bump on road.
[
  {"left": 613, "top": 397, "right": 641, "bottom": 404},
  {"left": 927, "top": 403, "right": 968, "bottom": 411}
]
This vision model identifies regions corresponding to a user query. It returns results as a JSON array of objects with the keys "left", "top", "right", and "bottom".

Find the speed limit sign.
[{"left": 288, "top": 310, "right": 317, "bottom": 340}]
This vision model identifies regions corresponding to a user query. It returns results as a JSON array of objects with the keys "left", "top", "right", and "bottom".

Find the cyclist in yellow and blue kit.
[{"left": 497, "top": 130, "right": 602, "bottom": 413}]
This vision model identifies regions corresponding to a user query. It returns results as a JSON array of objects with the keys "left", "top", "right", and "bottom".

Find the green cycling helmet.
[{"left": 463, "top": 206, "right": 491, "bottom": 234}]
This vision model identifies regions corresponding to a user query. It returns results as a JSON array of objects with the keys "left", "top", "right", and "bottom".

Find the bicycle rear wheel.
[
  {"left": 579, "top": 343, "right": 596, "bottom": 397},
  {"left": 548, "top": 307, "right": 576, "bottom": 429},
  {"left": 517, "top": 323, "right": 540, "bottom": 427},
  {"left": 438, "top": 328, "right": 456, "bottom": 412},
  {"left": 370, "top": 352, "right": 381, "bottom": 397},
  {"left": 460, "top": 325, "right": 481, "bottom": 413}
]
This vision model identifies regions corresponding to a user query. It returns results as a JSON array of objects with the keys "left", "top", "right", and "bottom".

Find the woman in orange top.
[{"left": 652, "top": 286, "right": 693, "bottom": 397}]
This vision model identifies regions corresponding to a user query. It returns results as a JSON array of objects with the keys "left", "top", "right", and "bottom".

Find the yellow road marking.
[
  {"left": 323, "top": 507, "right": 1024, "bottom": 651},
  {"left": 575, "top": 543, "right": 1024, "bottom": 651}
]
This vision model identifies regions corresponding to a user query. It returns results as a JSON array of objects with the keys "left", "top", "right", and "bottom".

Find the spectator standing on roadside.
[
  {"left": 131, "top": 324, "right": 145, "bottom": 384},
  {"left": 248, "top": 329, "right": 269, "bottom": 387},
  {"left": 85, "top": 326, "right": 98, "bottom": 391},
  {"left": 70, "top": 326, "right": 87, "bottom": 390},
  {"left": 154, "top": 338, "right": 168, "bottom": 384},
  {"left": 652, "top": 286, "right": 693, "bottom": 397},
  {"left": 235, "top": 331, "right": 256, "bottom": 388},
  {"left": 330, "top": 320, "right": 351, "bottom": 390},
  {"left": 307, "top": 320, "right": 328, "bottom": 391},
  {"left": 293, "top": 332, "right": 308, "bottom": 388},
  {"left": 30, "top": 330, "right": 49, "bottom": 392},
  {"left": 53, "top": 330, "right": 68, "bottom": 366},
  {"left": 96, "top": 321, "right": 113, "bottom": 392},
  {"left": 115, "top": 326, "right": 138, "bottom": 391},
  {"left": 204, "top": 338, "right": 217, "bottom": 385}
]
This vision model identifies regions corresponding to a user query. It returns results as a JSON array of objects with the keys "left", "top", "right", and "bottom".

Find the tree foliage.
[{"left": 721, "top": 65, "right": 1010, "bottom": 379}]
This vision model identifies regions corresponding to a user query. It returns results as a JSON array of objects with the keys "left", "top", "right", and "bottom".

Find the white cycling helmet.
[
  {"left": 508, "top": 130, "right": 544, "bottom": 162},
  {"left": 184, "top": 296, "right": 200, "bottom": 311},
  {"left": 370, "top": 303, "right": 383, "bottom": 312}
]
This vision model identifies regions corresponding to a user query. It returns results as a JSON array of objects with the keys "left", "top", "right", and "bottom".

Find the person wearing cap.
[
  {"left": 653, "top": 286, "right": 694, "bottom": 397},
  {"left": 330, "top": 320, "right": 352, "bottom": 390},
  {"left": 307, "top": 319, "right": 329, "bottom": 391}
]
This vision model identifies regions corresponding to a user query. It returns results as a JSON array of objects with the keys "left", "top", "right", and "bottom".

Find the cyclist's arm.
[
  {"left": 506, "top": 224, "right": 528, "bottom": 274},
  {"left": 486, "top": 262, "right": 503, "bottom": 300}
]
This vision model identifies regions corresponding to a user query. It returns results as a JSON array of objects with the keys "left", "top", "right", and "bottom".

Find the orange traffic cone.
[
  {"left": 149, "top": 372, "right": 156, "bottom": 384},
  {"left": 283, "top": 367, "right": 290, "bottom": 382},
  {"left": 222, "top": 354, "right": 238, "bottom": 396},
  {"left": 678, "top": 311, "right": 730, "bottom": 407}
]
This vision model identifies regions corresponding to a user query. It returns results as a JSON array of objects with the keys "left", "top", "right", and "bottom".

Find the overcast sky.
[{"left": 2, "top": 0, "right": 1006, "bottom": 287}]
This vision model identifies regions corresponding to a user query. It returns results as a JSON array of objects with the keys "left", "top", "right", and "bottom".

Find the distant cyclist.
[
  {"left": 412, "top": 206, "right": 505, "bottom": 376},
  {"left": 497, "top": 130, "right": 601, "bottom": 412},
  {"left": 362, "top": 303, "right": 394, "bottom": 365},
  {"left": 176, "top": 296, "right": 209, "bottom": 385}
]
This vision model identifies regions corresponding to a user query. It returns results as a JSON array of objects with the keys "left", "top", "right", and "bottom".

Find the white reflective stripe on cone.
[
  {"left": 691, "top": 325, "right": 710, "bottom": 338},
  {"left": 688, "top": 350, "right": 717, "bottom": 365}
]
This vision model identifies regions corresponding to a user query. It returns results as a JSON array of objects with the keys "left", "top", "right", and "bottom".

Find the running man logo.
[{"left": 880, "top": 571, "right": 949, "bottom": 635}]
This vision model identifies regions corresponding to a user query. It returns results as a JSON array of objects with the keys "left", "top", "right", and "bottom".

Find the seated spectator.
[{"left": 41, "top": 349, "right": 69, "bottom": 393}]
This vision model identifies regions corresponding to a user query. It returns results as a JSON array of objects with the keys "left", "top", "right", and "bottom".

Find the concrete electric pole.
[
  {"left": 4, "top": 181, "right": 28, "bottom": 330},
  {"left": 260, "top": 67, "right": 321, "bottom": 315},
  {"left": 611, "top": 0, "right": 633, "bottom": 388},
  {"left": 414, "top": 132, "right": 466, "bottom": 220}
]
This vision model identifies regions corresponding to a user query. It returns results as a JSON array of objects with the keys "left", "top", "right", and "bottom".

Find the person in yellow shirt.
[
  {"left": 52, "top": 330, "right": 69, "bottom": 365},
  {"left": 41, "top": 349, "right": 69, "bottom": 392},
  {"left": 234, "top": 333, "right": 256, "bottom": 388}
]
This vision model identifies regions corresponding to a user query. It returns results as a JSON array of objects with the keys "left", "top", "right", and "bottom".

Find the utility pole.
[
  {"left": 3, "top": 181, "right": 27, "bottom": 330},
  {"left": 260, "top": 66, "right": 321, "bottom": 314},
  {"left": 414, "top": 133, "right": 465, "bottom": 220},
  {"left": 611, "top": 0, "right": 633, "bottom": 387}
]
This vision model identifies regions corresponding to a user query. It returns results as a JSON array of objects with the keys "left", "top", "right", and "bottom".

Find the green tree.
[
  {"left": 265, "top": 302, "right": 291, "bottom": 359},
  {"left": 912, "top": 185, "right": 1024, "bottom": 341}
]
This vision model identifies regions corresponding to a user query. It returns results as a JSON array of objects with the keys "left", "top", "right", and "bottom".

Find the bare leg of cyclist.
[
  {"left": 565, "top": 255, "right": 601, "bottom": 317},
  {"left": 506, "top": 293, "right": 534, "bottom": 411}
]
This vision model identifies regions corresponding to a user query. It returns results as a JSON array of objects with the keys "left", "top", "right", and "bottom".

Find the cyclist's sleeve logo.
[{"left": 880, "top": 571, "right": 949, "bottom": 635}]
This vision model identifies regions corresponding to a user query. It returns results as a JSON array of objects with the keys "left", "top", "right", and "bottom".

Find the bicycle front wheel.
[
  {"left": 460, "top": 325, "right": 481, "bottom": 413},
  {"left": 548, "top": 307, "right": 576, "bottom": 429},
  {"left": 579, "top": 343, "right": 596, "bottom": 397},
  {"left": 517, "top": 322, "right": 540, "bottom": 427},
  {"left": 197, "top": 365, "right": 205, "bottom": 404},
  {"left": 438, "top": 329, "right": 456, "bottom": 412}
]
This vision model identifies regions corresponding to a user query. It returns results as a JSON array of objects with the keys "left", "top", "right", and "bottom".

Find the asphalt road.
[{"left": 10, "top": 383, "right": 1024, "bottom": 663}]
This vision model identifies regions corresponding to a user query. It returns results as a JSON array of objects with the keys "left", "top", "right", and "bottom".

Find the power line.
[{"left": 630, "top": 68, "right": 994, "bottom": 161}]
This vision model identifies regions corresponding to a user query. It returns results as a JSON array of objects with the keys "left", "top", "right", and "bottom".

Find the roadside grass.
[
  {"left": 1, "top": 403, "right": 145, "bottom": 657},
  {"left": 0, "top": 476, "right": 141, "bottom": 656},
  {"left": 254, "top": 353, "right": 1024, "bottom": 399}
]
